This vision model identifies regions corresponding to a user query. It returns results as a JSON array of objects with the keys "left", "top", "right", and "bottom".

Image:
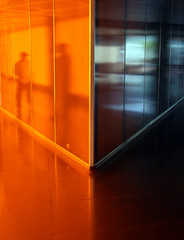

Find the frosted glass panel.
[
  {"left": 55, "top": 0, "right": 89, "bottom": 163},
  {"left": 30, "top": 0, "right": 54, "bottom": 140}
]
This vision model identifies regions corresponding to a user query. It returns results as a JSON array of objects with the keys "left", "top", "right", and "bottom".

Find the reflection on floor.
[
  {"left": 1, "top": 100, "right": 184, "bottom": 239},
  {"left": 0, "top": 110, "right": 91, "bottom": 240}
]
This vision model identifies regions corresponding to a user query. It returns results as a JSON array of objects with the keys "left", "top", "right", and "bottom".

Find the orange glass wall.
[{"left": 0, "top": 0, "right": 90, "bottom": 166}]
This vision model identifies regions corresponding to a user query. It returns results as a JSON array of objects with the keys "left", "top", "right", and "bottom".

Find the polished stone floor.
[{"left": 1, "top": 101, "right": 184, "bottom": 239}]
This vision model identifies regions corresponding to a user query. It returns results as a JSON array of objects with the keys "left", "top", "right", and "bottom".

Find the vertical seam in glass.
[
  {"left": 94, "top": 0, "right": 101, "bottom": 164},
  {"left": 143, "top": 0, "right": 148, "bottom": 126},
  {"left": 53, "top": 0, "right": 56, "bottom": 143},
  {"left": 4, "top": 0, "right": 8, "bottom": 111},
  {"left": 12, "top": 0, "right": 16, "bottom": 115},
  {"left": 157, "top": 0, "right": 163, "bottom": 115},
  {"left": 94, "top": 0, "right": 98, "bottom": 164},
  {"left": 89, "top": 0, "right": 91, "bottom": 165},
  {"left": 168, "top": 1, "right": 174, "bottom": 107},
  {"left": 123, "top": 0, "right": 127, "bottom": 141},
  {"left": 177, "top": 20, "right": 181, "bottom": 100},
  {"left": 90, "top": 0, "right": 95, "bottom": 166},
  {"left": 29, "top": 0, "right": 33, "bottom": 127}
]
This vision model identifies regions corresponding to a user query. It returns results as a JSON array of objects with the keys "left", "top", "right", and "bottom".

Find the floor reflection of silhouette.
[{"left": 15, "top": 52, "right": 31, "bottom": 124}]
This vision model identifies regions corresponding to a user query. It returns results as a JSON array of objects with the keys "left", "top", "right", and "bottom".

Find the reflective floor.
[{"left": 1, "top": 100, "right": 184, "bottom": 239}]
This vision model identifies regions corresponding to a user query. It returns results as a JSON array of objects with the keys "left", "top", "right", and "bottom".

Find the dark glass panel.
[
  {"left": 95, "top": 0, "right": 125, "bottom": 162},
  {"left": 124, "top": 0, "right": 146, "bottom": 139},
  {"left": 144, "top": 0, "right": 161, "bottom": 125},
  {"left": 169, "top": 1, "right": 180, "bottom": 106},
  {"left": 159, "top": 0, "right": 173, "bottom": 113}
]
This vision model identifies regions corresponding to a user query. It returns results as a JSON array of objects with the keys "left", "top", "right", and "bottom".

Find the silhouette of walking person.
[
  {"left": 15, "top": 52, "right": 31, "bottom": 123},
  {"left": 55, "top": 44, "right": 71, "bottom": 148}
]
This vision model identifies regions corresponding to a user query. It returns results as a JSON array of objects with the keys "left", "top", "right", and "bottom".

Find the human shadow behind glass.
[
  {"left": 15, "top": 52, "right": 31, "bottom": 123},
  {"left": 55, "top": 43, "right": 71, "bottom": 149}
]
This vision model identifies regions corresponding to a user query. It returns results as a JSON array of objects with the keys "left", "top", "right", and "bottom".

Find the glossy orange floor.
[{"left": 0, "top": 111, "right": 93, "bottom": 240}]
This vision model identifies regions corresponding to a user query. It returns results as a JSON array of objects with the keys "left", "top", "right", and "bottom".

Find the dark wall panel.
[
  {"left": 124, "top": 1, "right": 146, "bottom": 139},
  {"left": 95, "top": 0, "right": 125, "bottom": 161},
  {"left": 159, "top": 0, "right": 173, "bottom": 113},
  {"left": 95, "top": 0, "right": 184, "bottom": 164},
  {"left": 144, "top": 0, "right": 161, "bottom": 126}
]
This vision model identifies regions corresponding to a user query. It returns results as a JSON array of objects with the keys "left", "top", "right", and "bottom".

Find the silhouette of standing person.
[
  {"left": 15, "top": 52, "right": 31, "bottom": 123},
  {"left": 55, "top": 44, "right": 71, "bottom": 148}
]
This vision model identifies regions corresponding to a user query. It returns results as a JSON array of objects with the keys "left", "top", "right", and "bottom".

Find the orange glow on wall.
[
  {"left": 0, "top": 0, "right": 90, "bottom": 166},
  {"left": 55, "top": 1, "right": 89, "bottom": 163},
  {"left": 30, "top": 0, "right": 55, "bottom": 141},
  {"left": 14, "top": 0, "right": 31, "bottom": 125}
]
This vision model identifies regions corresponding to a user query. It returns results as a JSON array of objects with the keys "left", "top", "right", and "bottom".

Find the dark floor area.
[{"left": 92, "top": 100, "right": 184, "bottom": 239}]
